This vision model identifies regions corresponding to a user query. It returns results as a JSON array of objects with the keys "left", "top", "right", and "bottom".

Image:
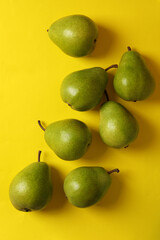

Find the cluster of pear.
[{"left": 9, "top": 15, "right": 155, "bottom": 212}]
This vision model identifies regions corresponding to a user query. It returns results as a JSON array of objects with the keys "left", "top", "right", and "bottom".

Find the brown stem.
[
  {"left": 124, "top": 145, "right": 129, "bottom": 148},
  {"left": 38, "top": 120, "right": 46, "bottom": 131},
  {"left": 127, "top": 46, "right": 132, "bottom": 51},
  {"left": 105, "top": 64, "right": 118, "bottom": 71},
  {"left": 47, "top": 29, "right": 49, "bottom": 32},
  {"left": 107, "top": 168, "right": 120, "bottom": 174},
  {"left": 38, "top": 150, "right": 42, "bottom": 162},
  {"left": 104, "top": 90, "right": 109, "bottom": 101}
]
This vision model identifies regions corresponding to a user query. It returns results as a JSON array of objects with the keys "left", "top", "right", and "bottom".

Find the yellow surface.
[{"left": 0, "top": 0, "right": 160, "bottom": 239}]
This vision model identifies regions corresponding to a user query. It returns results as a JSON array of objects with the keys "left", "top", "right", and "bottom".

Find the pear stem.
[
  {"left": 124, "top": 145, "right": 129, "bottom": 148},
  {"left": 38, "top": 120, "right": 46, "bottom": 131},
  {"left": 107, "top": 168, "right": 120, "bottom": 174},
  {"left": 38, "top": 151, "right": 42, "bottom": 162},
  {"left": 127, "top": 46, "right": 132, "bottom": 51},
  {"left": 105, "top": 64, "right": 118, "bottom": 71},
  {"left": 104, "top": 90, "right": 109, "bottom": 101}
]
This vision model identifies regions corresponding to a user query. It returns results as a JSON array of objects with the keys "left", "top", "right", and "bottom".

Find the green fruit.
[
  {"left": 38, "top": 119, "right": 92, "bottom": 160},
  {"left": 99, "top": 101, "right": 139, "bottom": 148},
  {"left": 9, "top": 151, "right": 53, "bottom": 212},
  {"left": 60, "top": 67, "right": 108, "bottom": 111},
  {"left": 113, "top": 47, "right": 155, "bottom": 101},
  {"left": 48, "top": 15, "right": 98, "bottom": 57},
  {"left": 64, "top": 166, "right": 119, "bottom": 208}
]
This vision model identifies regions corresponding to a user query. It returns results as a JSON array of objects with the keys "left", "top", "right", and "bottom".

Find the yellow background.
[{"left": 0, "top": 0, "right": 160, "bottom": 239}]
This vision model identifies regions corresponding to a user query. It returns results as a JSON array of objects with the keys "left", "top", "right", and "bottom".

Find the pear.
[
  {"left": 60, "top": 65, "right": 118, "bottom": 111},
  {"left": 61, "top": 67, "right": 108, "bottom": 111},
  {"left": 38, "top": 119, "right": 92, "bottom": 160},
  {"left": 113, "top": 47, "right": 155, "bottom": 101},
  {"left": 48, "top": 14, "right": 98, "bottom": 57},
  {"left": 64, "top": 166, "right": 119, "bottom": 208},
  {"left": 99, "top": 101, "right": 139, "bottom": 148},
  {"left": 9, "top": 151, "right": 53, "bottom": 212}
]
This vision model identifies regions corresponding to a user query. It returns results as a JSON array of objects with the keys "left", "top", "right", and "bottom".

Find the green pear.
[
  {"left": 60, "top": 67, "right": 108, "bottom": 111},
  {"left": 38, "top": 119, "right": 92, "bottom": 160},
  {"left": 48, "top": 15, "right": 98, "bottom": 57},
  {"left": 60, "top": 65, "right": 118, "bottom": 111},
  {"left": 64, "top": 166, "right": 119, "bottom": 208},
  {"left": 99, "top": 101, "right": 139, "bottom": 148},
  {"left": 9, "top": 151, "right": 53, "bottom": 212},
  {"left": 113, "top": 47, "right": 155, "bottom": 101}
]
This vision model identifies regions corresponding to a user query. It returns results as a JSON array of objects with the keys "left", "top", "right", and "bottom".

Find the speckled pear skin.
[
  {"left": 60, "top": 67, "right": 108, "bottom": 111},
  {"left": 44, "top": 119, "right": 92, "bottom": 160},
  {"left": 48, "top": 15, "right": 98, "bottom": 57},
  {"left": 64, "top": 167, "right": 111, "bottom": 208},
  {"left": 9, "top": 162, "right": 53, "bottom": 212},
  {"left": 113, "top": 50, "right": 155, "bottom": 101},
  {"left": 99, "top": 101, "right": 139, "bottom": 148}
]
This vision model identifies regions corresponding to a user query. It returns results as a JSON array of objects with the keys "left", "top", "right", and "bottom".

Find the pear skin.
[
  {"left": 99, "top": 101, "right": 139, "bottom": 148},
  {"left": 48, "top": 15, "right": 98, "bottom": 57},
  {"left": 113, "top": 47, "right": 155, "bottom": 101}
]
